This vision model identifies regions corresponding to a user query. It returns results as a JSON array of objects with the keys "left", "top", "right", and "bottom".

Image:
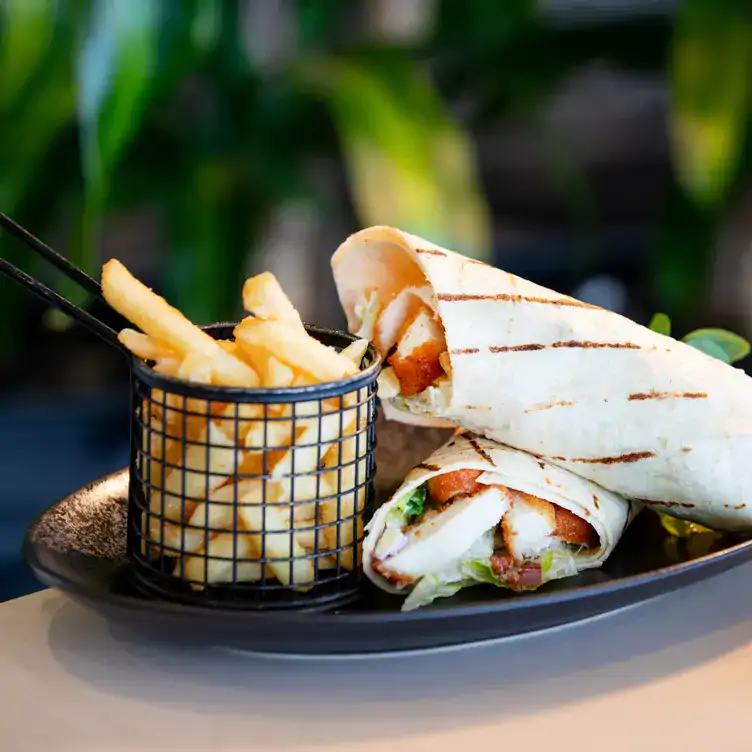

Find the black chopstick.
[
  {"left": 0, "top": 211, "right": 104, "bottom": 300},
  {"left": 0, "top": 257, "right": 125, "bottom": 351},
  {"left": 0, "top": 211, "right": 130, "bottom": 354}
]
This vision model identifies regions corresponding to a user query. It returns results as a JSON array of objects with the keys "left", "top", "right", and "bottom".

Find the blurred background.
[{"left": 2, "top": 0, "right": 752, "bottom": 600}]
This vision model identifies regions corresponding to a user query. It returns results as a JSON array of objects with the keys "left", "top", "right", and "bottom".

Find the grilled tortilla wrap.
[
  {"left": 364, "top": 431, "right": 634, "bottom": 610},
  {"left": 332, "top": 225, "right": 752, "bottom": 532}
]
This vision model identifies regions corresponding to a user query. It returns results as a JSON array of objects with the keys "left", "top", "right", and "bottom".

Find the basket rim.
[{"left": 129, "top": 322, "right": 382, "bottom": 402}]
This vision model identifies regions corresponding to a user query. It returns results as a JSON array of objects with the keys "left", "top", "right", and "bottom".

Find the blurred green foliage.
[{"left": 2, "top": 0, "right": 752, "bottom": 360}]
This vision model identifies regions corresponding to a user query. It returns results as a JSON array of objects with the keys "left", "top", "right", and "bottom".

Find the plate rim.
[{"left": 22, "top": 468, "right": 752, "bottom": 626}]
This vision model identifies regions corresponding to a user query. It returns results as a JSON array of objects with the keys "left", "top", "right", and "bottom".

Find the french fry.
[
  {"left": 102, "top": 259, "right": 259, "bottom": 387},
  {"left": 271, "top": 404, "right": 345, "bottom": 481},
  {"left": 340, "top": 338, "right": 368, "bottom": 365},
  {"left": 235, "top": 481, "right": 315, "bottom": 588},
  {"left": 242, "top": 272, "right": 304, "bottom": 329},
  {"left": 232, "top": 333, "right": 312, "bottom": 390},
  {"left": 259, "top": 356, "right": 297, "bottom": 387},
  {"left": 235, "top": 354, "right": 299, "bottom": 454},
  {"left": 184, "top": 532, "right": 262, "bottom": 588},
  {"left": 208, "top": 401, "right": 293, "bottom": 458},
  {"left": 153, "top": 356, "right": 182, "bottom": 378},
  {"left": 236, "top": 318, "right": 366, "bottom": 566},
  {"left": 109, "top": 257, "right": 373, "bottom": 590},
  {"left": 320, "top": 387, "right": 370, "bottom": 569},
  {"left": 119, "top": 328, "right": 175, "bottom": 361},
  {"left": 177, "top": 352, "right": 213, "bottom": 384},
  {"left": 148, "top": 419, "right": 240, "bottom": 542},
  {"left": 172, "top": 353, "right": 216, "bottom": 419},
  {"left": 160, "top": 479, "right": 257, "bottom": 554},
  {"left": 217, "top": 339, "right": 239, "bottom": 356},
  {"left": 235, "top": 318, "right": 358, "bottom": 383},
  {"left": 271, "top": 471, "right": 337, "bottom": 543}
]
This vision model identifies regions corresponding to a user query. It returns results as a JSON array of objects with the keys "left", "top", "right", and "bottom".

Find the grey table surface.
[{"left": 2, "top": 562, "right": 752, "bottom": 751}]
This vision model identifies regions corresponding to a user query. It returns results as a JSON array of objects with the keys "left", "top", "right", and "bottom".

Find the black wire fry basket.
[
  {"left": 0, "top": 212, "right": 382, "bottom": 611},
  {"left": 128, "top": 323, "right": 381, "bottom": 610}
]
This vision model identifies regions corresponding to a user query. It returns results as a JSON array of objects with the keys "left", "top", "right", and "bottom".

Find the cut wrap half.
[
  {"left": 364, "top": 431, "right": 634, "bottom": 611},
  {"left": 332, "top": 225, "right": 752, "bottom": 532}
]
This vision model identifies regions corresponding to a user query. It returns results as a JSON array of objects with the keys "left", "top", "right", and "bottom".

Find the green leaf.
[
  {"left": 191, "top": 0, "right": 222, "bottom": 55},
  {"left": 78, "top": 0, "right": 163, "bottom": 176},
  {"left": 683, "top": 335, "right": 730, "bottom": 363},
  {"left": 0, "top": 0, "right": 77, "bottom": 214},
  {"left": 682, "top": 328, "right": 751, "bottom": 364},
  {"left": 0, "top": 71, "right": 75, "bottom": 214},
  {"left": 460, "top": 560, "right": 502, "bottom": 587},
  {"left": 300, "top": 54, "right": 492, "bottom": 259},
  {"left": 77, "top": 0, "right": 162, "bottom": 231},
  {"left": 164, "top": 156, "right": 258, "bottom": 325},
  {"left": 0, "top": 0, "right": 58, "bottom": 109},
  {"left": 387, "top": 483, "right": 428, "bottom": 529},
  {"left": 296, "top": 0, "right": 340, "bottom": 50},
  {"left": 0, "top": 3, "right": 81, "bottom": 343},
  {"left": 669, "top": 0, "right": 752, "bottom": 208},
  {"left": 402, "top": 484, "right": 427, "bottom": 519},
  {"left": 647, "top": 312, "right": 672, "bottom": 337}
]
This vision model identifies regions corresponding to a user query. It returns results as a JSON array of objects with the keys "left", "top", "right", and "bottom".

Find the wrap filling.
[
  {"left": 371, "top": 469, "right": 600, "bottom": 610},
  {"left": 356, "top": 286, "right": 452, "bottom": 412}
]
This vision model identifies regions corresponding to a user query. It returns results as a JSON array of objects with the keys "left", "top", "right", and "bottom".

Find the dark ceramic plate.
[{"left": 23, "top": 419, "right": 752, "bottom": 656}]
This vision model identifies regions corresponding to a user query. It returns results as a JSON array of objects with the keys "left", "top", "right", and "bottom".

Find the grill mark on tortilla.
[
  {"left": 592, "top": 494, "right": 600, "bottom": 510},
  {"left": 416, "top": 462, "right": 441, "bottom": 472},
  {"left": 571, "top": 451, "right": 656, "bottom": 464},
  {"left": 468, "top": 437, "right": 495, "bottom": 466},
  {"left": 552, "top": 340, "right": 639, "bottom": 349},
  {"left": 437, "top": 293, "right": 598, "bottom": 309},
  {"left": 725, "top": 503, "right": 746, "bottom": 509},
  {"left": 416, "top": 248, "right": 447, "bottom": 257},
  {"left": 450, "top": 347, "right": 480, "bottom": 355},
  {"left": 490, "top": 343, "right": 545, "bottom": 352},
  {"left": 650, "top": 500, "right": 696, "bottom": 509},
  {"left": 537, "top": 460, "right": 546, "bottom": 470},
  {"left": 490, "top": 341, "right": 638, "bottom": 353},
  {"left": 525, "top": 400, "right": 573, "bottom": 413},
  {"left": 682, "top": 447, "right": 693, "bottom": 453},
  {"left": 628, "top": 391, "right": 708, "bottom": 401}
]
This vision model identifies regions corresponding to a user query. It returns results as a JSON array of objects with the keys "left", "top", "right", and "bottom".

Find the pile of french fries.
[{"left": 101, "top": 260, "right": 372, "bottom": 592}]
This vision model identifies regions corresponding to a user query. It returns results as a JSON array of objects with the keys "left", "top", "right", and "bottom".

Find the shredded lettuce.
[
  {"left": 386, "top": 484, "right": 427, "bottom": 530},
  {"left": 400, "top": 531, "right": 500, "bottom": 610},
  {"left": 459, "top": 560, "right": 504, "bottom": 587},
  {"left": 540, "top": 548, "right": 580, "bottom": 582},
  {"left": 377, "top": 367, "right": 401, "bottom": 399},
  {"left": 401, "top": 561, "right": 506, "bottom": 611},
  {"left": 402, "top": 576, "right": 467, "bottom": 611},
  {"left": 392, "top": 395, "right": 409, "bottom": 411},
  {"left": 354, "top": 292, "right": 381, "bottom": 341},
  {"left": 399, "top": 533, "right": 585, "bottom": 610},
  {"left": 403, "top": 485, "right": 426, "bottom": 518},
  {"left": 403, "top": 378, "right": 452, "bottom": 414}
]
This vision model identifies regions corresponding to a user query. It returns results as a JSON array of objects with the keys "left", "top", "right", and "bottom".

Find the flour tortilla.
[
  {"left": 363, "top": 431, "right": 634, "bottom": 595},
  {"left": 332, "top": 225, "right": 752, "bottom": 532}
]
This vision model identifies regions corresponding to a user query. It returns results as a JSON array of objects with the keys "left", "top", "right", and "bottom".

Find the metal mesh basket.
[{"left": 127, "top": 323, "right": 381, "bottom": 610}]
